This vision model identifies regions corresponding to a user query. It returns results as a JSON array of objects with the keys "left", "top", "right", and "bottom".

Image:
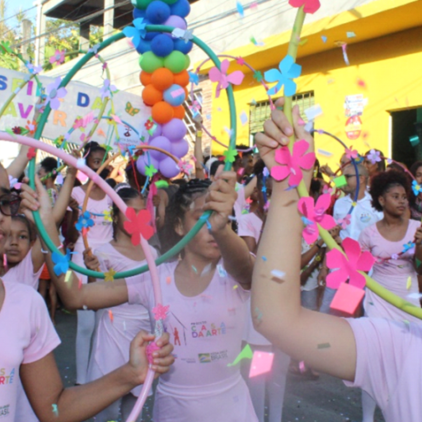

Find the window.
[
  {"left": 249, "top": 91, "right": 315, "bottom": 144},
  {"left": 183, "top": 89, "right": 203, "bottom": 146}
]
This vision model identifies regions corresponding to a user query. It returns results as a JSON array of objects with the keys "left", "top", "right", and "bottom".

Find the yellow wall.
[{"left": 210, "top": 25, "right": 422, "bottom": 169}]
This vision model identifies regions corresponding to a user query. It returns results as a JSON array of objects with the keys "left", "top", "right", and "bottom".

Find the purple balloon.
[
  {"left": 164, "top": 15, "right": 187, "bottom": 32},
  {"left": 149, "top": 136, "right": 172, "bottom": 161},
  {"left": 170, "top": 138, "right": 189, "bottom": 158},
  {"left": 162, "top": 118, "right": 187, "bottom": 141},
  {"left": 159, "top": 156, "right": 180, "bottom": 178},
  {"left": 136, "top": 154, "right": 158, "bottom": 176}
]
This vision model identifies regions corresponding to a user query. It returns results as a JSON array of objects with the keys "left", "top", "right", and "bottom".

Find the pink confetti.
[
  {"left": 249, "top": 351, "right": 274, "bottom": 378},
  {"left": 330, "top": 283, "right": 365, "bottom": 315}
]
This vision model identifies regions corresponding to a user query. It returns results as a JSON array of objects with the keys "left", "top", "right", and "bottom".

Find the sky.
[{"left": 4, "top": 0, "right": 39, "bottom": 30}]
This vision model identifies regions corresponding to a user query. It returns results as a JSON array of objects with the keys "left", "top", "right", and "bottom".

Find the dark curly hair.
[
  {"left": 369, "top": 170, "right": 410, "bottom": 212},
  {"left": 112, "top": 186, "right": 141, "bottom": 240}
]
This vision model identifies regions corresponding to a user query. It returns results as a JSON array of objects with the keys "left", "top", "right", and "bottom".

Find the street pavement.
[{"left": 53, "top": 310, "right": 385, "bottom": 422}]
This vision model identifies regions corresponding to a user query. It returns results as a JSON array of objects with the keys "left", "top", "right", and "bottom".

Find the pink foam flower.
[
  {"left": 337, "top": 214, "right": 351, "bottom": 229},
  {"left": 345, "top": 148, "right": 358, "bottom": 160},
  {"left": 326, "top": 238, "right": 375, "bottom": 290},
  {"left": 289, "top": 0, "right": 321, "bottom": 14},
  {"left": 152, "top": 304, "right": 169, "bottom": 321},
  {"left": 298, "top": 194, "right": 336, "bottom": 244},
  {"left": 271, "top": 139, "right": 315, "bottom": 186},
  {"left": 209, "top": 59, "right": 245, "bottom": 98},
  {"left": 49, "top": 49, "right": 65, "bottom": 65}
]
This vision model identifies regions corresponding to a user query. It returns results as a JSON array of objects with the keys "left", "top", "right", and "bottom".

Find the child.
[
  {"left": 252, "top": 97, "right": 422, "bottom": 422},
  {"left": 50, "top": 173, "right": 259, "bottom": 422}
]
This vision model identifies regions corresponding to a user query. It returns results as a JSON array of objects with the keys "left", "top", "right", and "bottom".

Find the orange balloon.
[
  {"left": 142, "top": 84, "right": 163, "bottom": 106},
  {"left": 173, "top": 70, "right": 189, "bottom": 87},
  {"left": 152, "top": 101, "right": 175, "bottom": 124},
  {"left": 140, "top": 71, "right": 152, "bottom": 86},
  {"left": 151, "top": 68, "right": 174, "bottom": 91},
  {"left": 173, "top": 105, "right": 185, "bottom": 120}
]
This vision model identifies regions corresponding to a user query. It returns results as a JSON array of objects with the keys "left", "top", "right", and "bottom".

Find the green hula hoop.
[{"left": 29, "top": 25, "right": 237, "bottom": 279}]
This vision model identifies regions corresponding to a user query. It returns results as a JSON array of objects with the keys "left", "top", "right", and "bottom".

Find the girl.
[
  {"left": 0, "top": 165, "right": 173, "bottom": 422},
  {"left": 238, "top": 160, "right": 290, "bottom": 422},
  {"left": 83, "top": 185, "right": 154, "bottom": 422},
  {"left": 253, "top": 97, "right": 422, "bottom": 422},
  {"left": 358, "top": 170, "right": 421, "bottom": 422},
  {"left": 68, "top": 141, "right": 114, "bottom": 385},
  {"left": 50, "top": 173, "right": 258, "bottom": 422}
]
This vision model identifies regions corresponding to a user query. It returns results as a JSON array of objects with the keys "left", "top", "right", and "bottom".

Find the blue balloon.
[
  {"left": 163, "top": 84, "right": 186, "bottom": 106},
  {"left": 146, "top": 1, "right": 171, "bottom": 24},
  {"left": 135, "top": 38, "right": 151, "bottom": 54},
  {"left": 151, "top": 34, "right": 174, "bottom": 57},
  {"left": 133, "top": 7, "right": 146, "bottom": 19},
  {"left": 142, "top": 19, "right": 160, "bottom": 40},
  {"left": 170, "top": 0, "right": 190, "bottom": 18},
  {"left": 173, "top": 38, "right": 193, "bottom": 54}
]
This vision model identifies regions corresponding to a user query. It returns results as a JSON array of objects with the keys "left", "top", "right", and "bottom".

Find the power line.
[{"left": 0, "top": 5, "right": 37, "bottom": 25}]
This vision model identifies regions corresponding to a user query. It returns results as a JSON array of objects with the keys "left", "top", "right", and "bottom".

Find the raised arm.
[
  {"left": 253, "top": 98, "right": 357, "bottom": 382},
  {"left": 193, "top": 115, "right": 205, "bottom": 180}
]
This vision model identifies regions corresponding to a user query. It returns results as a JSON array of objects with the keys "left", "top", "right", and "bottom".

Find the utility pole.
[
  {"left": 34, "top": 0, "right": 46, "bottom": 67},
  {"left": 79, "top": 22, "right": 90, "bottom": 54},
  {"left": 103, "top": 0, "right": 114, "bottom": 40},
  {"left": 21, "top": 19, "right": 32, "bottom": 70}
]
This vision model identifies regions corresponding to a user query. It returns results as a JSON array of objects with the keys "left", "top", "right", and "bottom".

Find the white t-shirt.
[
  {"left": 0, "top": 280, "right": 60, "bottom": 421},
  {"left": 334, "top": 191, "right": 383, "bottom": 241},
  {"left": 345, "top": 317, "right": 422, "bottom": 422}
]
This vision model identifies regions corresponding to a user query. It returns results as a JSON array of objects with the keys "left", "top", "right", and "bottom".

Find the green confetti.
[
  {"left": 416, "top": 258, "right": 422, "bottom": 268},
  {"left": 253, "top": 71, "right": 263, "bottom": 83},
  {"left": 317, "top": 342, "right": 331, "bottom": 349},
  {"left": 333, "top": 175, "right": 347, "bottom": 188},
  {"left": 155, "top": 180, "right": 169, "bottom": 189}
]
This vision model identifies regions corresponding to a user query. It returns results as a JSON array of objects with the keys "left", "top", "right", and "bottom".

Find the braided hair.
[{"left": 160, "top": 179, "right": 212, "bottom": 254}]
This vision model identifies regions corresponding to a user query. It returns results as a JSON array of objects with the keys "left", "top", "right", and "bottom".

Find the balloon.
[
  {"left": 161, "top": 0, "right": 178, "bottom": 4},
  {"left": 136, "top": 154, "right": 158, "bottom": 176},
  {"left": 173, "top": 70, "right": 189, "bottom": 87},
  {"left": 151, "top": 34, "right": 174, "bottom": 57},
  {"left": 149, "top": 136, "right": 172, "bottom": 161},
  {"left": 151, "top": 68, "right": 174, "bottom": 91},
  {"left": 150, "top": 123, "right": 163, "bottom": 139},
  {"left": 163, "top": 84, "right": 186, "bottom": 106},
  {"left": 146, "top": 0, "right": 171, "bottom": 24},
  {"left": 152, "top": 101, "right": 174, "bottom": 124},
  {"left": 159, "top": 156, "right": 180, "bottom": 178},
  {"left": 133, "top": 7, "right": 146, "bottom": 19},
  {"left": 162, "top": 118, "right": 187, "bottom": 141},
  {"left": 164, "top": 51, "right": 188, "bottom": 73},
  {"left": 170, "top": 138, "right": 189, "bottom": 158},
  {"left": 184, "top": 54, "right": 191, "bottom": 69},
  {"left": 139, "top": 52, "right": 164, "bottom": 73},
  {"left": 140, "top": 71, "right": 152, "bottom": 86},
  {"left": 170, "top": 0, "right": 190, "bottom": 18},
  {"left": 172, "top": 105, "right": 185, "bottom": 119},
  {"left": 164, "top": 15, "right": 187, "bottom": 32},
  {"left": 142, "top": 18, "right": 160, "bottom": 40},
  {"left": 132, "top": 0, "right": 153, "bottom": 9},
  {"left": 142, "top": 84, "right": 163, "bottom": 106},
  {"left": 135, "top": 38, "right": 151, "bottom": 54},
  {"left": 174, "top": 38, "right": 193, "bottom": 54}
]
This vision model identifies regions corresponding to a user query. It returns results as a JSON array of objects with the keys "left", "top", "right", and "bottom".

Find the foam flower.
[
  {"left": 73, "top": 112, "right": 95, "bottom": 130},
  {"left": 103, "top": 208, "right": 113, "bottom": 222},
  {"left": 323, "top": 185, "right": 333, "bottom": 195},
  {"left": 402, "top": 241, "right": 415, "bottom": 254},
  {"left": 412, "top": 180, "right": 422, "bottom": 196},
  {"left": 27, "top": 147, "right": 37, "bottom": 160},
  {"left": 264, "top": 54, "right": 302, "bottom": 96},
  {"left": 271, "top": 139, "right": 315, "bottom": 186},
  {"left": 289, "top": 0, "right": 321, "bottom": 14},
  {"left": 337, "top": 214, "right": 351, "bottom": 230},
  {"left": 26, "top": 62, "right": 42, "bottom": 75},
  {"left": 189, "top": 71, "right": 199, "bottom": 85},
  {"left": 122, "top": 18, "right": 146, "bottom": 49},
  {"left": 52, "top": 249, "right": 72, "bottom": 276},
  {"left": 123, "top": 207, "right": 154, "bottom": 245},
  {"left": 366, "top": 149, "right": 382, "bottom": 165},
  {"left": 326, "top": 238, "right": 375, "bottom": 290},
  {"left": 49, "top": 49, "right": 65, "bottom": 65},
  {"left": 45, "top": 77, "right": 67, "bottom": 110},
  {"left": 224, "top": 148, "right": 238, "bottom": 164},
  {"left": 254, "top": 71, "right": 263, "bottom": 83},
  {"left": 145, "top": 164, "right": 158, "bottom": 178},
  {"left": 178, "top": 160, "right": 193, "bottom": 175},
  {"left": 152, "top": 304, "right": 170, "bottom": 321},
  {"left": 104, "top": 268, "right": 117, "bottom": 282},
  {"left": 209, "top": 59, "right": 245, "bottom": 98},
  {"left": 298, "top": 194, "right": 336, "bottom": 244},
  {"left": 100, "top": 79, "right": 117, "bottom": 100},
  {"left": 345, "top": 148, "right": 358, "bottom": 160},
  {"left": 88, "top": 44, "right": 100, "bottom": 54},
  {"left": 25, "top": 120, "right": 37, "bottom": 135},
  {"left": 75, "top": 211, "right": 94, "bottom": 231}
]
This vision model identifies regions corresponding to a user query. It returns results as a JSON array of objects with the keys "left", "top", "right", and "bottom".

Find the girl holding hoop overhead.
[
  {"left": 68, "top": 141, "right": 114, "bottom": 385},
  {"left": 252, "top": 97, "right": 422, "bottom": 422},
  {"left": 0, "top": 163, "right": 174, "bottom": 422},
  {"left": 49, "top": 173, "right": 259, "bottom": 422}
]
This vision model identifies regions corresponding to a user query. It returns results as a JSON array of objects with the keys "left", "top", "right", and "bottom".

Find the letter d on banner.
[{"left": 77, "top": 92, "right": 90, "bottom": 107}]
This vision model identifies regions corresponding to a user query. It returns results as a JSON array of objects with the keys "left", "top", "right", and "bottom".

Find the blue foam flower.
[
  {"left": 75, "top": 211, "right": 94, "bottom": 232},
  {"left": 412, "top": 180, "right": 422, "bottom": 196},
  {"left": 52, "top": 249, "right": 72, "bottom": 276},
  {"left": 264, "top": 54, "right": 302, "bottom": 96},
  {"left": 123, "top": 18, "right": 147, "bottom": 49}
]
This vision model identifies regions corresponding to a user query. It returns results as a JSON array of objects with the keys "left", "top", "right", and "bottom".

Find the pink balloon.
[
  {"left": 164, "top": 15, "right": 187, "bottom": 33},
  {"left": 170, "top": 138, "right": 189, "bottom": 158},
  {"left": 159, "top": 156, "right": 180, "bottom": 178},
  {"left": 136, "top": 154, "right": 159, "bottom": 176},
  {"left": 162, "top": 118, "right": 187, "bottom": 141},
  {"left": 149, "top": 136, "right": 172, "bottom": 161}
]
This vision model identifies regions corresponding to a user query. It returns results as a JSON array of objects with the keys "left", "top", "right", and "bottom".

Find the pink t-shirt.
[
  {"left": 87, "top": 243, "right": 154, "bottom": 397},
  {"left": 234, "top": 184, "right": 247, "bottom": 220},
  {"left": 126, "top": 261, "right": 258, "bottom": 422},
  {"left": 2, "top": 249, "right": 43, "bottom": 290},
  {"left": 0, "top": 280, "right": 60, "bottom": 421},
  {"left": 345, "top": 317, "right": 422, "bottom": 422}
]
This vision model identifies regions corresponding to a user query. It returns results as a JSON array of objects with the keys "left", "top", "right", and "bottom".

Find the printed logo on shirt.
[
  {"left": 0, "top": 405, "right": 10, "bottom": 417},
  {"left": 0, "top": 368, "right": 15, "bottom": 386},
  {"left": 198, "top": 350, "right": 228, "bottom": 363},
  {"left": 191, "top": 321, "right": 226, "bottom": 338},
  {"left": 359, "top": 213, "right": 372, "bottom": 223}
]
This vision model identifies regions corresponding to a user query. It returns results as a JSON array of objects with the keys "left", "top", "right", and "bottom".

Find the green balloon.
[
  {"left": 139, "top": 52, "right": 164, "bottom": 73},
  {"left": 164, "top": 51, "right": 188, "bottom": 73},
  {"left": 161, "top": 0, "right": 178, "bottom": 4},
  {"left": 132, "top": 0, "right": 153, "bottom": 9},
  {"left": 184, "top": 54, "right": 191, "bottom": 70}
]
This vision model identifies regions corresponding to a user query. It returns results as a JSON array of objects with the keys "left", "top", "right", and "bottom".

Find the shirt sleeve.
[{"left": 23, "top": 292, "right": 61, "bottom": 364}]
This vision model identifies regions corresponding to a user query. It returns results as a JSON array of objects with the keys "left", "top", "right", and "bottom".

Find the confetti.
[
  {"left": 166, "top": 276, "right": 172, "bottom": 284},
  {"left": 64, "top": 270, "right": 73, "bottom": 283},
  {"left": 261, "top": 256, "right": 267, "bottom": 262},
  {"left": 192, "top": 265, "right": 198, "bottom": 274},
  {"left": 108, "top": 309, "right": 114, "bottom": 322},
  {"left": 240, "top": 111, "right": 248, "bottom": 125},
  {"left": 347, "top": 31, "right": 356, "bottom": 38},
  {"left": 407, "top": 292, "right": 422, "bottom": 300},
  {"left": 271, "top": 269, "right": 286, "bottom": 280},
  {"left": 52, "top": 404, "right": 59, "bottom": 416},
  {"left": 321, "top": 35, "right": 327, "bottom": 43},
  {"left": 236, "top": 1, "right": 245, "bottom": 18},
  {"left": 407, "top": 276, "right": 412, "bottom": 290},
  {"left": 249, "top": 351, "right": 274, "bottom": 377},
  {"left": 217, "top": 264, "right": 228, "bottom": 278},
  {"left": 341, "top": 43, "right": 350, "bottom": 66},
  {"left": 317, "top": 149, "right": 333, "bottom": 157},
  {"left": 304, "top": 104, "right": 323, "bottom": 121},
  {"left": 233, "top": 285, "right": 239, "bottom": 289},
  {"left": 227, "top": 344, "right": 253, "bottom": 366},
  {"left": 333, "top": 175, "right": 347, "bottom": 188},
  {"left": 317, "top": 343, "right": 331, "bottom": 349},
  {"left": 254, "top": 307, "right": 263, "bottom": 324}
]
